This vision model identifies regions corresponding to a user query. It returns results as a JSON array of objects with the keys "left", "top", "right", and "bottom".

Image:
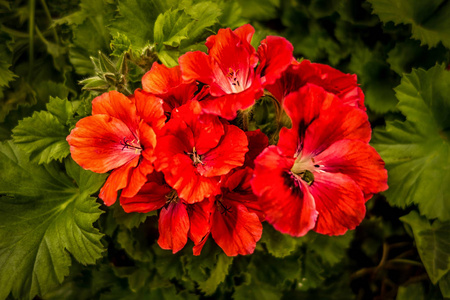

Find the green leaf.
[
  {"left": 396, "top": 283, "right": 426, "bottom": 300},
  {"left": 372, "top": 65, "right": 450, "bottom": 220},
  {"left": 259, "top": 223, "right": 300, "bottom": 258},
  {"left": 110, "top": 33, "right": 133, "bottom": 57},
  {"left": 368, "top": 0, "right": 450, "bottom": 48},
  {"left": 400, "top": 211, "right": 450, "bottom": 284},
  {"left": 0, "top": 60, "right": 16, "bottom": 89},
  {"left": 12, "top": 97, "right": 73, "bottom": 164},
  {"left": 237, "top": 0, "right": 279, "bottom": 21},
  {"left": 46, "top": 96, "right": 74, "bottom": 125},
  {"left": 347, "top": 43, "right": 399, "bottom": 114},
  {"left": 183, "top": 240, "right": 233, "bottom": 295},
  {"left": 67, "top": 0, "right": 115, "bottom": 75},
  {"left": 233, "top": 280, "right": 282, "bottom": 300},
  {"left": 117, "top": 225, "right": 155, "bottom": 263},
  {"left": 387, "top": 40, "right": 448, "bottom": 76},
  {"left": 154, "top": 9, "right": 192, "bottom": 49},
  {"left": 308, "top": 231, "right": 354, "bottom": 266},
  {"left": 298, "top": 251, "right": 325, "bottom": 290},
  {"left": 439, "top": 272, "right": 450, "bottom": 298},
  {"left": 0, "top": 142, "right": 107, "bottom": 300},
  {"left": 181, "top": 1, "right": 222, "bottom": 44},
  {"left": 113, "top": 204, "right": 156, "bottom": 229},
  {"left": 153, "top": 244, "right": 185, "bottom": 280},
  {"left": 110, "top": 0, "right": 180, "bottom": 50}
]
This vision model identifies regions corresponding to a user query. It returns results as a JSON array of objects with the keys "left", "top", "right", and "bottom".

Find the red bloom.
[
  {"left": 252, "top": 84, "right": 387, "bottom": 236},
  {"left": 256, "top": 35, "right": 295, "bottom": 86},
  {"left": 265, "top": 60, "right": 366, "bottom": 110},
  {"left": 155, "top": 100, "right": 248, "bottom": 203},
  {"left": 120, "top": 173, "right": 212, "bottom": 254},
  {"left": 66, "top": 90, "right": 165, "bottom": 205},
  {"left": 142, "top": 62, "right": 198, "bottom": 113},
  {"left": 179, "top": 25, "right": 293, "bottom": 120},
  {"left": 244, "top": 129, "right": 269, "bottom": 169},
  {"left": 195, "top": 168, "right": 264, "bottom": 256}
]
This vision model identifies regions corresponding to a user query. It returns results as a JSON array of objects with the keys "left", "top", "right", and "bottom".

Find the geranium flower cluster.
[{"left": 67, "top": 24, "right": 387, "bottom": 256}]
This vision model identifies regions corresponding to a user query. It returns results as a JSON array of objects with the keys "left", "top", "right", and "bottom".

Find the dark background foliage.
[{"left": 0, "top": 0, "right": 449, "bottom": 299}]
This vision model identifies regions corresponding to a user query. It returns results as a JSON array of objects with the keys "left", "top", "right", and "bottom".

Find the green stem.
[
  {"left": 39, "top": 0, "right": 59, "bottom": 44},
  {"left": 1, "top": 26, "right": 29, "bottom": 38},
  {"left": 28, "top": 0, "right": 36, "bottom": 81},
  {"left": 241, "top": 107, "right": 251, "bottom": 132},
  {"left": 34, "top": 26, "right": 47, "bottom": 44},
  {"left": 388, "top": 259, "right": 423, "bottom": 267}
]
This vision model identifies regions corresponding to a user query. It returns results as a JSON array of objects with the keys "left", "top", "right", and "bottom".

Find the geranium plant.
[{"left": 0, "top": 0, "right": 449, "bottom": 299}]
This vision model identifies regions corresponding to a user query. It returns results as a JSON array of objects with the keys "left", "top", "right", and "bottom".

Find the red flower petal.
[
  {"left": 256, "top": 36, "right": 294, "bottom": 86},
  {"left": 296, "top": 60, "right": 365, "bottom": 110},
  {"left": 211, "top": 201, "right": 262, "bottom": 256},
  {"left": 91, "top": 91, "right": 139, "bottom": 133},
  {"left": 309, "top": 172, "right": 366, "bottom": 235},
  {"left": 179, "top": 51, "right": 215, "bottom": 86},
  {"left": 244, "top": 129, "right": 269, "bottom": 169},
  {"left": 221, "top": 167, "right": 264, "bottom": 221},
  {"left": 198, "top": 124, "right": 248, "bottom": 177},
  {"left": 314, "top": 140, "right": 388, "bottom": 200},
  {"left": 171, "top": 101, "right": 224, "bottom": 154},
  {"left": 200, "top": 79, "right": 263, "bottom": 120},
  {"left": 134, "top": 89, "right": 166, "bottom": 130},
  {"left": 141, "top": 62, "right": 197, "bottom": 113},
  {"left": 252, "top": 146, "right": 318, "bottom": 236},
  {"left": 265, "top": 63, "right": 303, "bottom": 103},
  {"left": 99, "top": 156, "right": 140, "bottom": 206},
  {"left": 281, "top": 84, "right": 371, "bottom": 157},
  {"left": 302, "top": 99, "right": 371, "bottom": 157},
  {"left": 283, "top": 84, "right": 335, "bottom": 134},
  {"left": 193, "top": 232, "right": 210, "bottom": 256},
  {"left": 206, "top": 27, "right": 258, "bottom": 94},
  {"left": 265, "top": 60, "right": 365, "bottom": 110},
  {"left": 142, "top": 62, "right": 183, "bottom": 95},
  {"left": 120, "top": 172, "right": 170, "bottom": 213},
  {"left": 231, "top": 24, "right": 255, "bottom": 45},
  {"left": 67, "top": 115, "right": 139, "bottom": 173},
  {"left": 158, "top": 201, "right": 190, "bottom": 253},
  {"left": 188, "top": 198, "right": 213, "bottom": 245},
  {"left": 121, "top": 122, "right": 157, "bottom": 198},
  {"left": 156, "top": 135, "right": 220, "bottom": 204}
]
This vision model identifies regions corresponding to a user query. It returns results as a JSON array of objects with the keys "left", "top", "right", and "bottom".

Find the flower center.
[
  {"left": 216, "top": 196, "right": 232, "bottom": 215},
  {"left": 120, "top": 137, "right": 142, "bottom": 154},
  {"left": 186, "top": 147, "right": 204, "bottom": 167},
  {"left": 165, "top": 189, "right": 179, "bottom": 204},
  {"left": 226, "top": 67, "right": 246, "bottom": 93},
  {"left": 291, "top": 155, "right": 320, "bottom": 186}
]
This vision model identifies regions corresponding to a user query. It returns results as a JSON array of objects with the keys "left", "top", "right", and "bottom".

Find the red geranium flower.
[
  {"left": 265, "top": 60, "right": 366, "bottom": 110},
  {"left": 190, "top": 168, "right": 264, "bottom": 256},
  {"left": 179, "top": 24, "right": 293, "bottom": 120},
  {"left": 211, "top": 167, "right": 263, "bottom": 256},
  {"left": 66, "top": 90, "right": 165, "bottom": 205},
  {"left": 252, "top": 84, "right": 387, "bottom": 236},
  {"left": 120, "top": 172, "right": 212, "bottom": 254},
  {"left": 155, "top": 100, "right": 248, "bottom": 203},
  {"left": 141, "top": 62, "right": 199, "bottom": 114}
]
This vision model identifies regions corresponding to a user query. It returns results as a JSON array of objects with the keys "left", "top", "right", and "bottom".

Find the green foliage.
[
  {"left": 12, "top": 97, "right": 73, "bottom": 164},
  {"left": 373, "top": 65, "right": 450, "bottom": 221},
  {"left": 396, "top": 283, "right": 425, "bottom": 300},
  {"left": 439, "top": 272, "right": 450, "bottom": 298},
  {"left": 183, "top": 240, "right": 233, "bottom": 295},
  {"left": 258, "top": 223, "right": 300, "bottom": 258},
  {"left": 401, "top": 211, "right": 450, "bottom": 284},
  {"left": 368, "top": 0, "right": 450, "bottom": 48},
  {"left": 0, "top": 142, "right": 107, "bottom": 299}
]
